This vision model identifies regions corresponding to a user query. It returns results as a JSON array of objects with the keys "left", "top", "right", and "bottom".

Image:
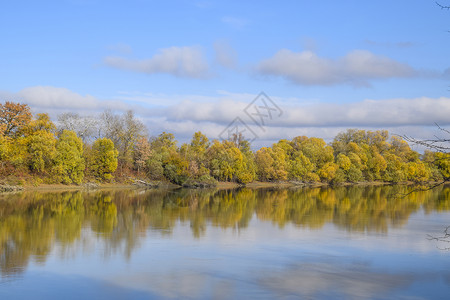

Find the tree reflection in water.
[{"left": 0, "top": 185, "right": 449, "bottom": 277}]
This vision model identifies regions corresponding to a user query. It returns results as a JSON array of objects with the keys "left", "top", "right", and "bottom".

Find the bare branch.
[
  {"left": 436, "top": 1, "right": 450, "bottom": 9},
  {"left": 402, "top": 124, "right": 450, "bottom": 153},
  {"left": 402, "top": 135, "right": 450, "bottom": 152},
  {"left": 435, "top": 123, "right": 450, "bottom": 135}
]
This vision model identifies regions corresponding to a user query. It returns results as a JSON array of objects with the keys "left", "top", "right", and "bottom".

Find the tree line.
[{"left": 0, "top": 101, "right": 448, "bottom": 186}]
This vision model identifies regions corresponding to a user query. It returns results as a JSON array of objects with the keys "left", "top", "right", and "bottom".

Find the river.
[{"left": 0, "top": 185, "right": 449, "bottom": 299}]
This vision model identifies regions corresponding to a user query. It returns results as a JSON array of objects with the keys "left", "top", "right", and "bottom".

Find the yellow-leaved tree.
[
  {"left": 25, "top": 113, "right": 57, "bottom": 175},
  {"left": 88, "top": 138, "right": 118, "bottom": 181},
  {"left": 53, "top": 130, "right": 85, "bottom": 184}
]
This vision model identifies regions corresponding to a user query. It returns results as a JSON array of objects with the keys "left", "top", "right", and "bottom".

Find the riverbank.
[{"left": 0, "top": 179, "right": 440, "bottom": 193}]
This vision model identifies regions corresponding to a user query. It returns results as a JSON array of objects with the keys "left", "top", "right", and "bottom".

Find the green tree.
[{"left": 146, "top": 132, "right": 178, "bottom": 180}]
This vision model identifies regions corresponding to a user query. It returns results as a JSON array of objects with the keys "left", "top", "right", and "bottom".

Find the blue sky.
[{"left": 1, "top": 0, "right": 449, "bottom": 146}]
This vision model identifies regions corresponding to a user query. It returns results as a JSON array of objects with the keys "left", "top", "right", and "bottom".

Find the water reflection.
[{"left": 0, "top": 185, "right": 449, "bottom": 279}]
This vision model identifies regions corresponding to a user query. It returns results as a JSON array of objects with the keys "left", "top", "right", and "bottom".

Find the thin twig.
[{"left": 436, "top": 1, "right": 450, "bottom": 9}]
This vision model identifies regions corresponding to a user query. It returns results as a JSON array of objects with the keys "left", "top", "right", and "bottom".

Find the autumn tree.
[
  {"left": 255, "top": 145, "right": 288, "bottom": 181},
  {"left": 189, "top": 132, "right": 209, "bottom": 161},
  {"left": 88, "top": 138, "right": 119, "bottom": 181},
  {"left": 207, "top": 140, "right": 253, "bottom": 183},
  {"left": 162, "top": 151, "right": 189, "bottom": 185},
  {"left": 290, "top": 136, "right": 334, "bottom": 182},
  {"left": 0, "top": 101, "right": 32, "bottom": 137},
  {"left": 333, "top": 130, "right": 393, "bottom": 182},
  {"left": 273, "top": 139, "right": 315, "bottom": 181},
  {"left": 255, "top": 147, "right": 276, "bottom": 181},
  {"left": 133, "top": 137, "right": 151, "bottom": 175},
  {"left": 236, "top": 139, "right": 256, "bottom": 183},
  {"left": 24, "top": 113, "right": 57, "bottom": 174},
  {"left": 53, "top": 130, "right": 85, "bottom": 184},
  {"left": 289, "top": 151, "right": 316, "bottom": 181},
  {"left": 180, "top": 132, "right": 211, "bottom": 179},
  {"left": 144, "top": 132, "right": 193, "bottom": 185}
]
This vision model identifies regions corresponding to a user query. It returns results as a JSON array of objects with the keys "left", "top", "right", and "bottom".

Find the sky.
[{"left": 1, "top": 0, "right": 449, "bottom": 148}]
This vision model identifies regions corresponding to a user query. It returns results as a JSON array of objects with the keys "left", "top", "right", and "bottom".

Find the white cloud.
[
  {"left": 104, "top": 46, "right": 210, "bottom": 79},
  {"left": 256, "top": 49, "right": 417, "bottom": 86}
]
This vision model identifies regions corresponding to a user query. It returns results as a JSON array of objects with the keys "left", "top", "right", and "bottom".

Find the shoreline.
[{"left": 0, "top": 180, "right": 443, "bottom": 193}]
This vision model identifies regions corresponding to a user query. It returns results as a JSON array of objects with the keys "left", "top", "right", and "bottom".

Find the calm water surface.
[{"left": 0, "top": 186, "right": 449, "bottom": 299}]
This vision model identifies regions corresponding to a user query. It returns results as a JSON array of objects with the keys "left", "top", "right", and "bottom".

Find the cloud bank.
[
  {"left": 256, "top": 49, "right": 417, "bottom": 86},
  {"left": 161, "top": 96, "right": 450, "bottom": 127},
  {"left": 4, "top": 86, "right": 449, "bottom": 146}
]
